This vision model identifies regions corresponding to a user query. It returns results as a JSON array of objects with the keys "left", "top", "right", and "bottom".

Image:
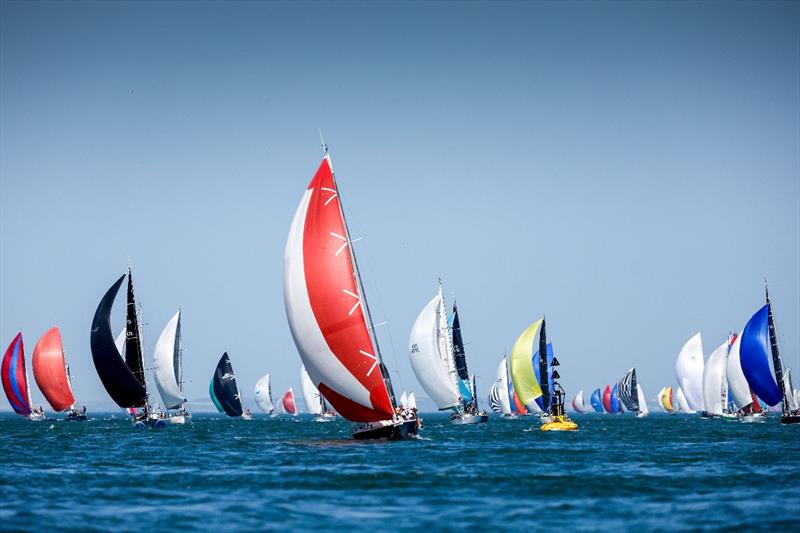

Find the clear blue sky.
[{"left": 1, "top": 1, "right": 798, "bottom": 411}]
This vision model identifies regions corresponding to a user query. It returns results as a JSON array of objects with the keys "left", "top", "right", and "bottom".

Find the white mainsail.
[
  {"left": 253, "top": 374, "right": 274, "bottom": 413},
  {"left": 495, "top": 357, "right": 512, "bottom": 415},
  {"left": 674, "top": 386, "right": 694, "bottom": 413},
  {"left": 399, "top": 391, "right": 409, "bottom": 408},
  {"left": 153, "top": 310, "right": 185, "bottom": 410},
  {"left": 114, "top": 328, "right": 126, "bottom": 356},
  {"left": 407, "top": 392, "right": 417, "bottom": 410},
  {"left": 675, "top": 333, "right": 705, "bottom": 411},
  {"left": 726, "top": 331, "right": 752, "bottom": 410},
  {"left": 636, "top": 383, "right": 649, "bottom": 415},
  {"left": 300, "top": 365, "right": 323, "bottom": 415},
  {"left": 702, "top": 340, "right": 729, "bottom": 416},
  {"left": 408, "top": 289, "right": 460, "bottom": 410}
]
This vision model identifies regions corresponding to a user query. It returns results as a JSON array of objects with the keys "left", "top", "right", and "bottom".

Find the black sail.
[
  {"left": 539, "top": 318, "right": 550, "bottom": 413},
  {"left": 90, "top": 274, "right": 147, "bottom": 408},
  {"left": 125, "top": 270, "right": 146, "bottom": 389},
  {"left": 212, "top": 352, "right": 243, "bottom": 417},
  {"left": 451, "top": 303, "right": 470, "bottom": 381},
  {"left": 618, "top": 368, "right": 639, "bottom": 412}
]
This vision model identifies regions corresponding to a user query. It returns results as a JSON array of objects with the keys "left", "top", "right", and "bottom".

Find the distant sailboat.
[
  {"left": 610, "top": 383, "right": 623, "bottom": 413},
  {"left": 675, "top": 333, "right": 704, "bottom": 412},
  {"left": 658, "top": 386, "right": 674, "bottom": 413},
  {"left": 740, "top": 285, "right": 800, "bottom": 424},
  {"left": 571, "top": 390, "right": 587, "bottom": 413},
  {"left": 153, "top": 310, "right": 189, "bottom": 424},
  {"left": 210, "top": 352, "right": 246, "bottom": 418},
  {"left": 509, "top": 317, "right": 576, "bottom": 431},
  {"left": 283, "top": 147, "right": 418, "bottom": 440},
  {"left": 636, "top": 384, "right": 649, "bottom": 416},
  {"left": 726, "top": 330, "right": 761, "bottom": 417},
  {"left": 590, "top": 388, "right": 604, "bottom": 412},
  {"left": 281, "top": 388, "right": 298, "bottom": 416},
  {"left": 493, "top": 357, "right": 513, "bottom": 416},
  {"left": 90, "top": 270, "right": 166, "bottom": 429},
  {"left": 409, "top": 280, "right": 487, "bottom": 424},
  {"left": 301, "top": 366, "right": 335, "bottom": 421},
  {"left": 2, "top": 333, "right": 44, "bottom": 420},
  {"left": 674, "top": 386, "right": 694, "bottom": 414},
  {"left": 254, "top": 374, "right": 275, "bottom": 415},
  {"left": 602, "top": 385, "right": 612, "bottom": 413},
  {"left": 617, "top": 368, "right": 646, "bottom": 416},
  {"left": 32, "top": 327, "right": 86, "bottom": 421},
  {"left": 701, "top": 338, "right": 732, "bottom": 418}
]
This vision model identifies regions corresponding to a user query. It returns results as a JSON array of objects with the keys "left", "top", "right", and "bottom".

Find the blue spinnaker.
[
  {"left": 590, "top": 388, "right": 603, "bottom": 412},
  {"left": 740, "top": 304, "right": 782, "bottom": 406},
  {"left": 458, "top": 378, "right": 473, "bottom": 404},
  {"left": 611, "top": 383, "right": 621, "bottom": 413}
]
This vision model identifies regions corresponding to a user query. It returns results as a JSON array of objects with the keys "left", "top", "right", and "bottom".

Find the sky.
[{"left": 1, "top": 1, "right": 798, "bottom": 413}]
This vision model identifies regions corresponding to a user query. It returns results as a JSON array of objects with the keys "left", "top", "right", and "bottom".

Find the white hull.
[
  {"left": 28, "top": 413, "right": 46, "bottom": 422},
  {"left": 242, "top": 413, "right": 253, "bottom": 420},
  {"left": 169, "top": 415, "right": 186, "bottom": 424},
  {"left": 741, "top": 414, "right": 766, "bottom": 423},
  {"left": 449, "top": 412, "right": 489, "bottom": 425},
  {"left": 314, "top": 414, "right": 336, "bottom": 422}
]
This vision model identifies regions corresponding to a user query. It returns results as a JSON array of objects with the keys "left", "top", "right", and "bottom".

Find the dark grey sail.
[
  {"left": 451, "top": 303, "right": 469, "bottom": 381},
  {"left": 539, "top": 318, "right": 550, "bottom": 413},
  {"left": 125, "top": 269, "right": 146, "bottom": 390},
  {"left": 617, "top": 367, "right": 639, "bottom": 412},
  {"left": 212, "top": 352, "right": 243, "bottom": 417},
  {"left": 488, "top": 384, "right": 502, "bottom": 414},
  {"left": 90, "top": 274, "right": 147, "bottom": 408}
]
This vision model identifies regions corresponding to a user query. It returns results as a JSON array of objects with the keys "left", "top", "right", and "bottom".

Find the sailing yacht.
[
  {"left": 571, "top": 390, "right": 587, "bottom": 413},
  {"left": 617, "top": 368, "right": 647, "bottom": 417},
  {"left": 408, "top": 280, "right": 488, "bottom": 425},
  {"left": 283, "top": 143, "right": 418, "bottom": 439},
  {"left": 254, "top": 373, "right": 276, "bottom": 416},
  {"left": 153, "top": 310, "right": 190, "bottom": 424},
  {"left": 32, "top": 327, "right": 87, "bottom": 421},
  {"left": 301, "top": 366, "right": 336, "bottom": 421},
  {"left": 2, "top": 333, "right": 45, "bottom": 421},
  {"left": 675, "top": 333, "right": 704, "bottom": 413},
  {"left": 210, "top": 352, "right": 249, "bottom": 419}
]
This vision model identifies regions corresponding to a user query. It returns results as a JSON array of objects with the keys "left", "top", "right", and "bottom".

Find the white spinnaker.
[
  {"left": 254, "top": 374, "right": 274, "bottom": 413},
  {"left": 399, "top": 391, "right": 408, "bottom": 408},
  {"left": 675, "top": 333, "right": 705, "bottom": 411},
  {"left": 636, "top": 384, "right": 649, "bottom": 415},
  {"left": 674, "top": 386, "right": 694, "bottom": 413},
  {"left": 573, "top": 390, "right": 586, "bottom": 413},
  {"left": 283, "top": 189, "right": 377, "bottom": 412},
  {"left": 726, "top": 331, "right": 752, "bottom": 410},
  {"left": 300, "top": 365, "right": 323, "bottom": 415},
  {"left": 407, "top": 392, "right": 417, "bottom": 409},
  {"left": 702, "top": 340, "right": 729, "bottom": 415},
  {"left": 783, "top": 369, "right": 798, "bottom": 412},
  {"left": 115, "top": 328, "right": 126, "bottom": 356},
  {"left": 408, "top": 292, "right": 461, "bottom": 410},
  {"left": 495, "top": 358, "right": 512, "bottom": 415},
  {"left": 153, "top": 310, "right": 184, "bottom": 410}
]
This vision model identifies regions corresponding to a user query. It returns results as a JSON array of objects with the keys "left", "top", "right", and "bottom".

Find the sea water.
[{"left": 1, "top": 412, "right": 797, "bottom": 531}]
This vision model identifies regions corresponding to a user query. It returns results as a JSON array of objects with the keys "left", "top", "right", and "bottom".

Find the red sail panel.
[
  {"left": 513, "top": 391, "right": 527, "bottom": 415},
  {"left": 301, "top": 158, "right": 394, "bottom": 421},
  {"left": 32, "top": 327, "right": 75, "bottom": 412},
  {"left": 2, "top": 333, "right": 32, "bottom": 415},
  {"left": 602, "top": 385, "right": 612, "bottom": 413},
  {"left": 283, "top": 389, "right": 297, "bottom": 415}
]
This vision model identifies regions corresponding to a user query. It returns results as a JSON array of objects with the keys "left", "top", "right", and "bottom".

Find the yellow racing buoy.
[{"left": 540, "top": 415, "right": 578, "bottom": 431}]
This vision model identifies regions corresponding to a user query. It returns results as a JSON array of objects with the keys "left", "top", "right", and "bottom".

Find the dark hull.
[
  {"left": 780, "top": 414, "right": 800, "bottom": 425},
  {"left": 65, "top": 413, "right": 88, "bottom": 421},
  {"left": 352, "top": 418, "right": 419, "bottom": 440}
]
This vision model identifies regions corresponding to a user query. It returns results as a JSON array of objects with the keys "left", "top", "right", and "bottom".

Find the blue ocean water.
[{"left": 1, "top": 412, "right": 798, "bottom": 532}]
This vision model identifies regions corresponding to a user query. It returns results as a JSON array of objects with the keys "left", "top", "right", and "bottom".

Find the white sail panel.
[
  {"left": 153, "top": 310, "right": 184, "bottom": 410},
  {"left": 675, "top": 333, "right": 705, "bottom": 411},
  {"left": 702, "top": 340, "right": 729, "bottom": 416},
  {"left": 636, "top": 383, "right": 649, "bottom": 415},
  {"left": 726, "top": 331, "right": 752, "bottom": 410},
  {"left": 254, "top": 373, "right": 274, "bottom": 413},
  {"left": 300, "top": 365, "right": 323, "bottom": 415},
  {"left": 399, "top": 391, "right": 408, "bottom": 408},
  {"left": 407, "top": 392, "right": 417, "bottom": 409},
  {"left": 114, "top": 328, "right": 126, "bottom": 356},
  {"left": 408, "top": 292, "right": 460, "bottom": 410},
  {"left": 674, "top": 386, "right": 694, "bottom": 413},
  {"left": 495, "top": 358, "right": 512, "bottom": 415},
  {"left": 572, "top": 390, "right": 586, "bottom": 413}
]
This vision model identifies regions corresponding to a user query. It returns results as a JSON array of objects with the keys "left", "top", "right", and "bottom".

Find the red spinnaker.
[
  {"left": 32, "top": 327, "right": 75, "bottom": 412},
  {"left": 602, "top": 385, "right": 612, "bottom": 413},
  {"left": 283, "top": 389, "right": 297, "bottom": 415}
]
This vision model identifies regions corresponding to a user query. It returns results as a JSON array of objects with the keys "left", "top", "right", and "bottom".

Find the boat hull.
[
  {"left": 780, "top": 414, "right": 800, "bottom": 425},
  {"left": 314, "top": 414, "right": 336, "bottom": 423},
  {"left": 352, "top": 418, "right": 419, "bottom": 440},
  {"left": 65, "top": 412, "right": 88, "bottom": 422},
  {"left": 540, "top": 416, "right": 578, "bottom": 431},
  {"left": 134, "top": 418, "right": 168, "bottom": 429},
  {"left": 28, "top": 413, "right": 46, "bottom": 422},
  {"left": 449, "top": 413, "right": 489, "bottom": 425},
  {"left": 169, "top": 415, "right": 186, "bottom": 424}
]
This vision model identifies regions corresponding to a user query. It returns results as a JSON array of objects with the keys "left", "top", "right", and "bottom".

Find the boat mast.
[
  {"left": 765, "top": 283, "right": 789, "bottom": 415},
  {"left": 126, "top": 268, "right": 149, "bottom": 414},
  {"left": 176, "top": 309, "right": 184, "bottom": 406},
  {"left": 539, "top": 317, "right": 549, "bottom": 413},
  {"left": 321, "top": 139, "right": 397, "bottom": 407}
]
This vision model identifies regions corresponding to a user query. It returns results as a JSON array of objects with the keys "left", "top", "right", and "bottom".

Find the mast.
[
  {"left": 539, "top": 317, "right": 549, "bottom": 413},
  {"left": 765, "top": 284, "right": 789, "bottom": 414},
  {"left": 125, "top": 268, "right": 148, "bottom": 411},
  {"left": 437, "top": 280, "right": 459, "bottom": 387},
  {"left": 176, "top": 309, "right": 184, "bottom": 401},
  {"left": 323, "top": 145, "right": 397, "bottom": 407},
  {"left": 451, "top": 299, "right": 470, "bottom": 381}
]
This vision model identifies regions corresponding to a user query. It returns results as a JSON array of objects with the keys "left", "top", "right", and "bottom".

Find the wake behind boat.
[{"left": 283, "top": 144, "right": 418, "bottom": 440}]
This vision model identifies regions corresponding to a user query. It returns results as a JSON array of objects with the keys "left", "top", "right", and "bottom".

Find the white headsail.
[
  {"left": 300, "top": 365, "right": 323, "bottom": 415},
  {"left": 254, "top": 374, "right": 274, "bottom": 413},
  {"left": 399, "top": 391, "right": 409, "bottom": 408},
  {"left": 153, "top": 310, "right": 185, "bottom": 410},
  {"left": 675, "top": 333, "right": 704, "bottom": 411},
  {"left": 407, "top": 392, "right": 417, "bottom": 410},
  {"left": 702, "top": 340, "right": 729, "bottom": 416},
  {"left": 636, "top": 383, "right": 649, "bottom": 415},
  {"left": 114, "top": 328, "right": 126, "bottom": 356},
  {"left": 726, "top": 331, "right": 752, "bottom": 410},
  {"left": 408, "top": 289, "right": 460, "bottom": 410},
  {"left": 674, "top": 386, "right": 694, "bottom": 413},
  {"left": 495, "top": 357, "right": 512, "bottom": 415}
]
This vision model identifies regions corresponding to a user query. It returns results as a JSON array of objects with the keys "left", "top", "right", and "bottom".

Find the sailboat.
[
  {"left": 509, "top": 318, "right": 576, "bottom": 431},
  {"left": 617, "top": 368, "right": 646, "bottom": 416},
  {"left": 636, "top": 384, "right": 649, "bottom": 416},
  {"left": 658, "top": 386, "right": 675, "bottom": 413},
  {"left": 32, "top": 327, "right": 86, "bottom": 421},
  {"left": 2, "top": 333, "right": 45, "bottom": 421},
  {"left": 610, "top": 383, "right": 623, "bottom": 413},
  {"left": 153, "top": 310, "right": 189, "bottom": 424},
  {"left": 675, "top": 333, "right": 704, "bottom": 413},
  {"left": 254, "top": 374, "right": 275, "bottom": 415},
  {"left": 301, "top": 366, "right": 335, "bottom": 421},
  {"left": 210, "top": 352, "right": 247, "bottom": 418},
  {"left": 571, "top": 390, "right": 587, "bottom": 413},
  {"left": 283, "top": 145, "right": 418, "bottom": 440},
  {"left": 673, "top": 386, "right": 694, "bottom": 414},
  {"left": 602, "top": 385, "right": 612, "bottom": 413},
  {"left": 701, "top": 337, "right": 732, "bottom": 419},
  {"left": 90, "top": 270, "right": 166, "bottom": 429},
  {"left": 740, "top": 285, "right": 800, "bottom": 424},
  {"left": 493, "top": 357, "right": 513, "bottom": 416},
  {"left": 280, "top": 388, "right": 298, "bottom": 416},
  {"left": 409, "top": 281, "right": 488, "bottom": 425},
  {"left": 590, "top": 388, "right": 604, "bottom": 412}
]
